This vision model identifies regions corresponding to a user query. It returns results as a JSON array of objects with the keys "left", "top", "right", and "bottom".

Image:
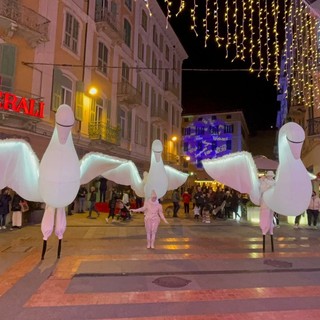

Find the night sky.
[{"left": 158, "top": 2, "right": 280, "bottom": 133}]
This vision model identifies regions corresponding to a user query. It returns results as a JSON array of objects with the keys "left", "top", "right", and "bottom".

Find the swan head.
[
  {"left": 280, "top": 122, "right": 305, "bottom": 160},
  {"left": 55, "top": 104, "right": 75, "bottom": 144},
  {"left": 152, "top": 139, "right": 163, "bottom": 162}
]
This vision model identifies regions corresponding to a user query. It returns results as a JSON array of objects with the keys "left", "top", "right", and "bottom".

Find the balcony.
[
  {"left": 163, "top": 152, "right": 179, "bottom": 165},
  {"left": 88, "top": 121, "right": 120, "bottom": 145},
  {"left": 307, "top": 117, "right": 320, "bottom": 137},
  {"left": 150, "top": 107, "right": 168, "bottom": 125},
  {"left": 164, "top": 82, "right": 180, "bottom": 99},
  {"left": 0, "top": 0, "right": 50, "bottom": 47},
  {"left": 117, "top": 81, "right": 142, "bottom": 106},
  {"left": 94, "top": 8, "right": 123, "bottom": 42}
]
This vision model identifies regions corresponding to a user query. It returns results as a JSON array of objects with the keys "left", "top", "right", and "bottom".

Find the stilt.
[
  {"left": 271, "top": 235, "right": 274, "bottom": 252},
  {"left": 41, "top": 240, "right": 47, "bottom": 260},
  {"left": 57, "top": 239, "right": 62, "bottom": 259},
  {"left": 262, "top": 235, "right": 265, "bottom": 252}
]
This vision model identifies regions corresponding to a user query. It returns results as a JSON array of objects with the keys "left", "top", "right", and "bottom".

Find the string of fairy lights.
[{"left": 141, "top": 0, "right": 320, "bottom": 109}]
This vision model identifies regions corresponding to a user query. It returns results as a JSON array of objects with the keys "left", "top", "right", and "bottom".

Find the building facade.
[
  {"left": 182, "top": 111, "right": 250, "bottom": 180},
  {"left": 0, "top": 0, "right": 187, "bottom": 176}
]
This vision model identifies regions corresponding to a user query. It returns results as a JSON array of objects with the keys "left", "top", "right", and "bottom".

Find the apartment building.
[
  {"left": 182, "top": 111, "right": 250, "bottom": 179},
  {"left": 0, "top": 0, "right": 187, "bottom": 175}
]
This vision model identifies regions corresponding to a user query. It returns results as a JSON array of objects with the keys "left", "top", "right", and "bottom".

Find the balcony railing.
[
  {"left": 151, "top": 107, "right": 168, "bottom": 123},
  {"left": 0, "top": 0, "right": 50, "bottom": 45},
  {"left": 88, "top": 121, "right": 120, "bottom": 145},
  {"left": 164, "top": 82, "right": 180, "bottom": 98},
  {"left": 117, "top": 81, "right": 142, "bottom": 106},
  {"left": 94, "top": 8, "right": 122, "bottom": 40},
  {"left": 307, "top": 117, "right": 320, "bottom": 136}
]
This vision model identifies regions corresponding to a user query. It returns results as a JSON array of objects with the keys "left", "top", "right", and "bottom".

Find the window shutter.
[
  {"left": 51, "top": 67, "right": 63, "bottom": 111},
  {"left": 75, "top": 81, "right": 84, "bottom": 121},
  {"left": 0, "top": 44, "right": 16, "bottom": 77},
  {"left": 127, "top": 110, "right": 132, "bottom": 141}
]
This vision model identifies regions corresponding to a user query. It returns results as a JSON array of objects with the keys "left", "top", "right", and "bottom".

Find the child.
[{"left": 194, "top": 205, "right": 200, "bottom": 220}]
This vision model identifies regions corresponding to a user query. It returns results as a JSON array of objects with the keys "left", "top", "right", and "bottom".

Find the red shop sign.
[{"left": 0, "top": 91, "right": 44, "bottom": 118}]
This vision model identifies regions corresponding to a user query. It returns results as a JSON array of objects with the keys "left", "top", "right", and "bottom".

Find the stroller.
[{"left": 117, "top": 200, "right": 131, "bottom": 221}]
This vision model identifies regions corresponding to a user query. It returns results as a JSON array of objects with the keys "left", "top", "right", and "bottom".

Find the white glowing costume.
[
  {"left": 102, "top": 139, "right": 188, "bottom": 200},
  {"left": 202, "top": 122, "right": 312, "bottom": 217},
  {"left": 0, "top": 104, "right": 128, "bottom": 258}
]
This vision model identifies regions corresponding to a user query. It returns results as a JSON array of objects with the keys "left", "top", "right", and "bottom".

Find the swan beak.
[
  {"left": 154, "top": 151, "right": 162, "bottom": 162},
  {"left": 55, "top": 104, "right": 75, "bottom": 145},
  {"left": 289, "top": 140, "right": 303, "bottom": 160},
  {"left": 152, "top": 139, "right": 163, "bottom": 162},
  {"left": 57, "top": 124, "right": 72, "bottom": 144}
]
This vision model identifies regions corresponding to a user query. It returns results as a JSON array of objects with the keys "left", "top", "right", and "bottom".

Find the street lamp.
[{"left": 89, "top": 86, "right": 98, "bottom": 96}]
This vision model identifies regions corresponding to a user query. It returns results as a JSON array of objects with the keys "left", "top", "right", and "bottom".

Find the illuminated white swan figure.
[
  {"left": 102, "top": 139, "right": 188, "bottom": 200},
  {"left": 202, "top": 122, "right": 313, "bottom": 251},
  {"left": 0, "top": 104, "right": 128, "bottom": 259},
  {"left": 202, "top": 122, "right": 312, "bottom": 216}
]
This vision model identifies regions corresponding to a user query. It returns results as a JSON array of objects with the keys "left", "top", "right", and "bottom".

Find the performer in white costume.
[
  {"left": 0, "top": 104, "right": 128, "bottom": 259},
  {"left": 259, "top": 171, "right": 276, "bottom": 251},
  {"left": 202, "top": 122, "right": 313, "bottom": 251},
  {"left": 0, "top": 105, "right": 187, "bottom": 259}
]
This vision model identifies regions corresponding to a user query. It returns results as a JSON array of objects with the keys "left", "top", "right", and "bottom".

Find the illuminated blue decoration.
[{"left": 183, "top": 117, "right": 233, "bottom": 168}]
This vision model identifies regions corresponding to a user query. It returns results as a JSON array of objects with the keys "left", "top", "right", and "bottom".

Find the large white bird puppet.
[
  {"left": 202, "top": 122, "right": 313, "bottom": 250},
  {"left": 100, "top": 139, "right": 189, "bottom": 200},
  {"left": 0, "top": 104, "right": 129, "bottom": 259}
]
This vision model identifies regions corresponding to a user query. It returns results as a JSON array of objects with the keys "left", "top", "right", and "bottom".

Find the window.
[
  {"left": 152, "top": 52, "right": 157, "bottom": 75},
  {"left": 158, "top": 60, "right": 163, "bottom": 81},
  {"left": 64, "top": 12, "right": 79, "bottom": 54},
  {"left": 141, "top": 10, "right": 147, "bottom": 31},
  {"left": 123, "top": 19, "right": 131, "bottom": 48},
  {"left": 95, "top": 0, "right": 108, "bottom": 21},
  {"left": 135, "top": 116, "right": 147, "bottom": 145},
  {"left": 146, "top": 45, "right": 151, "bottom": 68},
  {"left": 91, "top": 97, "right": 103, "bottom": 122},
  {"left": 138, "top": 35, "right": 144, "bottom": 61},
  {"left": 120, "top": 108, "right": 127, "bottom": 139},
  {"left": 122, "top": 62, "right": 129, "bottom": 81},
  {"left": 0, "top": 44, "right": 16, "bottom": 92},
  {"left": 144, "top": 82, "right": 149, "bottom": 106},
  {"left": 52, "top": 69, "right": 73, "bottom": 112},
  {"left": 97, "top": 42, "right": 108, "bottom": 75},
  {"left": 224, "top": 124, "right": 234, "bottom": 133},
  {"left": 159, "top": 34, "right": 164, "bottom": 52},
  {"left": 125, "top": 0, "right": 132, "bottom": 11},
  {"left": 173, "top": 54, "right": 176, "bottom": 70},
  {"left": 152, "top": 25, "right": 158, "bottom": 46},
  {"left": 226, "top": 140, "right": 232, "bottom": 150},
  {"left": 61, "top": 75, "right": 73, "bottom": 106},
  {"left": 151, "top": 87, "right": 156, "bottom": 108},
  {"left": 165, "top": 45, "right": 169, "bottom": 61}
]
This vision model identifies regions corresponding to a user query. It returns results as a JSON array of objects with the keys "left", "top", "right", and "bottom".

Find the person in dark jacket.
[
  {"left": 0, "top": 188, "right": 12, "bottom": 230},
  {"left": 99, "top": 177, "right": 108, "bottom": 202},
  {"left": 106, "top": 191, "right": 117, "bottom": 223},
  {"left": 87, "top": 186, "right": 100, "bottom": 219}
]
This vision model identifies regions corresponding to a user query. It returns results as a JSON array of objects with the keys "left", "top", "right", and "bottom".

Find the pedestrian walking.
[
  {"left": 172, "top": 189, "right": 180, "bottom": 218},
  {"left": 77, "top": 185, "right": 88, "bottom": 213},
  {"left": 307, "top": 191, "right": 320, "bottom": 229},
  {"left": 0, "top": 188, "right": 12, "bottom": 230},
  {"left": 87, "top": 186, "right": 100, "bottom": 219}
]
